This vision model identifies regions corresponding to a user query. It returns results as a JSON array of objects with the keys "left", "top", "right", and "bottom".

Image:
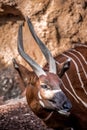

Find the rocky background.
[{"left": 0, "top": 0, "right": 87, "bottom": 130}]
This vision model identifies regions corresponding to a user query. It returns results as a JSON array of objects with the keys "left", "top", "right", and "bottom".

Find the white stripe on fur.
[
  {"left": 69, "top": 51, "right": 87, "bottom": 78},
  {"left": 62, "top": 53, "right": 87, "bottom": 107},
  {"left": 72, "top": 49, "right": 87, "bottom": 65},
  {"left": 62, "top": 53, "right": 87, "bottom": 95}
]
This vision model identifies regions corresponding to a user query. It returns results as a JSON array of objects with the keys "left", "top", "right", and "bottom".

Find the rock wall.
[
  {"left": 0, "top": 0, "right": 87, "bottom": 70},
  {"left": 0, "top": 1, "right": 87, "bottom": 129}
]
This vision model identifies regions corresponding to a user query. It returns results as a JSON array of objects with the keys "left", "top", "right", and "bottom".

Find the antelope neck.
[{"left": 43, "top": 111, "right": 53, "bottom": 121}]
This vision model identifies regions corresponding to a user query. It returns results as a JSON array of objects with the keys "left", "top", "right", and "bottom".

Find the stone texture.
[
  {"left": 0, "top": 0, "right": 87, "bottom": 129},
  {"left": 0, "top": 0, "right": 87, "bottom": 70}
]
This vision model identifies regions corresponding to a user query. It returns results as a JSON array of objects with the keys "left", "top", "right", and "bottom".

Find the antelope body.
[{"left": 15, "top": 17, "right": 87, "bottom": 130}]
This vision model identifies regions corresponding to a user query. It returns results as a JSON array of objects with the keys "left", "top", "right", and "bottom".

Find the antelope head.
[{"left": 17, "top": 17, "right": 72, "bottom": 116}]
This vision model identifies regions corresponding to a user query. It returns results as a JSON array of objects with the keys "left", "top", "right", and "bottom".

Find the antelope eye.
[{"left": 41, "top": 84, "right": 49, "bottom": 89}]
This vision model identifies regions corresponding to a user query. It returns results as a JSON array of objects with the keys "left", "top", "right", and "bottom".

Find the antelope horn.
[
  {"left": 17, "top": 23, "right": 46, "bottom": 77},
  {"left": 26, "top": 16, "right": 56, "bottom": 74}
]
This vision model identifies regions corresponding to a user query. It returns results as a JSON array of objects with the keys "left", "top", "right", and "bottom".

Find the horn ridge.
[
  {"left": 17, "top": 23, "right": 46, "bottom": 77},
  {"left": 26, "top": 16, "right": 56, "bottom": 74}
]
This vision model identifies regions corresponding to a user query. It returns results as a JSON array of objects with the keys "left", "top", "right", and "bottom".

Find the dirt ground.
[{"left": 0, "top": 98, "right": 53, "bottom": 130}]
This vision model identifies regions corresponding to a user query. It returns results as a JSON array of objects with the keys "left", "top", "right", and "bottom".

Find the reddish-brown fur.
[
  {"left": 14, "top": 62, "right": 72, "bottom": 129},
  {"left": 14, "top": 43, "right": 87, "bottom": 130},
  {"left": 15, "top": 17, "right": 87, "bottom": 130}
]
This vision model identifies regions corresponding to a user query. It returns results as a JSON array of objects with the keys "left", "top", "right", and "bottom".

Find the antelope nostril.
[{"left": 63, "top": 101, "right": 72, "bottom": 110}]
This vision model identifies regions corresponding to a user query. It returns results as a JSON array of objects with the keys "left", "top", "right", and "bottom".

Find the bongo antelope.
[{"left": 15, "top": 17, "right": 87, "bottom": 130}]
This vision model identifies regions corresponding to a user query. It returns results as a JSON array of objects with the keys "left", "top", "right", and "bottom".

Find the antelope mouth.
[{"left": 58, "top": 109, "right": 71, "bottom": 116}]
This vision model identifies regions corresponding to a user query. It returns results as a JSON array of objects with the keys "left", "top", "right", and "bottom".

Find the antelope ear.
[
  {"left": 56, "top": 59, "right": 71, "bottom": 78},
  {"left": 12, "top": 58, "right": 38, "bottom": 86}
]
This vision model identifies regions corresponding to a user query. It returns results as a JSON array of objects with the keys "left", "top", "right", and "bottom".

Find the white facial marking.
[
  {"left": 38, "top": 91, "right": 42, "bottom": 99},
  {"left": 39, "top": 100, "right": 45, "bottom": 107},
  {"left": 42, "top": 89, "right": 61, "bottom": 99},
  {"left": 38, "top": 91, "right": 45, "bottom": 107}
]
